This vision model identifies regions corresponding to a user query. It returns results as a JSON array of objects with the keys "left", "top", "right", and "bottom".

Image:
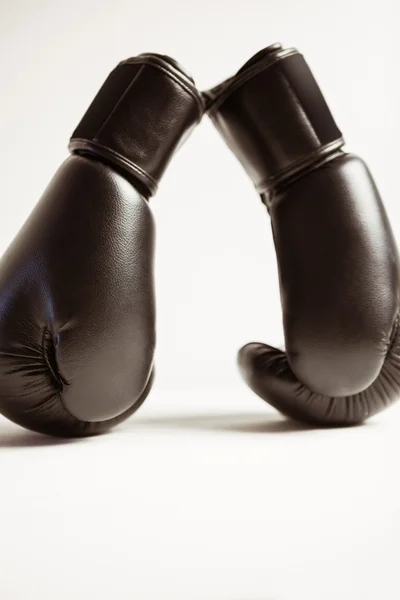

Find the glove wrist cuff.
[
  {"left": 204, "top": 44, "right": 344, "bottom": 194},
  {"left": 69, "top": 54, "right": 204, "bottom": 196}
]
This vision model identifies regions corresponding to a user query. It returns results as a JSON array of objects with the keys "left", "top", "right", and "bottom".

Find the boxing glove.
[
  {"left": 204, "top": 44, "right": 400, "bottom": 425},
  {"left": 0, "top": 54, "right": 203, "bottom": 436}
]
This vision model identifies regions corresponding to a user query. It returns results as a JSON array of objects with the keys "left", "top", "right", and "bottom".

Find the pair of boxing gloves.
[{"left": 0, "top": 43, "right": 399, "bottom": 437}]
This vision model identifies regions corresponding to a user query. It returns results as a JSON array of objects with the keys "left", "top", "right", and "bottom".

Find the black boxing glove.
[
  {"left": 204, "top": 44, "right": 400, "bottom": 425},
  {"left": 0, "top": 54, "right": 203, "bottom": 436}
]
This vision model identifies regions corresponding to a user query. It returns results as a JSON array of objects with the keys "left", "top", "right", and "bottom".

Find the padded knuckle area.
[
  {"left": 238, "top": 328, "right": 400, "bottom": 426},
  {"left": 287, "top": 347, "right": 383, "bottom": 398}
]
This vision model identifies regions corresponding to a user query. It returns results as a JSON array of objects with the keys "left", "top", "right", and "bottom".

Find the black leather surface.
[
  {"left": 205, "top": 44, "right": 400, "bottom": 425},
  {"left": 205, "top": 45, "right": 343, "bottom": 193},
  {"left": 0, "top": 54, "right": 203, "bottom": 436},
  {"left": 70, "top": 53, "right": 204, "bottom": 195}
]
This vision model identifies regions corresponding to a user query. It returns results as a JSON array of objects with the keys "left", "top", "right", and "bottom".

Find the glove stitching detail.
[
  {"left": 68, "top": 138, "right": 158, "bottom": 194},
  {"left": 41, "top": 329, "right": 69, "bottom": 393}
]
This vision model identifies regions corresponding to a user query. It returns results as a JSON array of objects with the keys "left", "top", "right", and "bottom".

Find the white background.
[{"left": 1, "top": 1, "right": 400, "bottom": 598}]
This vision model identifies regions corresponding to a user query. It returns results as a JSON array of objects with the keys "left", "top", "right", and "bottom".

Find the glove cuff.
[
  {"left": 69, "top": 54, "right": 204, "bottom": 196},
  {"left": 204, "top": 44, "right": 344, "bottom": 194}
]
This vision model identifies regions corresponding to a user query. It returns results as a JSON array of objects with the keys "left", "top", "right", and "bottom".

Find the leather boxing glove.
[
  {"left": 0, "top": 54, "right": 203, "bottom": 436},
  {"left": 204, "top": 44, "right": 400, "bottom": 425}
]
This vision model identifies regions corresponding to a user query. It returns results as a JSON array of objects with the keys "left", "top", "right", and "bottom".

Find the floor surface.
[{"left": 1, "top": 387, "right": 399, "bottom": 599}]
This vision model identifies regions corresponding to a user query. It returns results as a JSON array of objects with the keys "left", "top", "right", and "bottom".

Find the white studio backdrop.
[
  {"left": 0, "top": 1, "right": 400, "bottom": 600},
  {"left": 2, "top": 0, "right": 399, "bottom": 393}
]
